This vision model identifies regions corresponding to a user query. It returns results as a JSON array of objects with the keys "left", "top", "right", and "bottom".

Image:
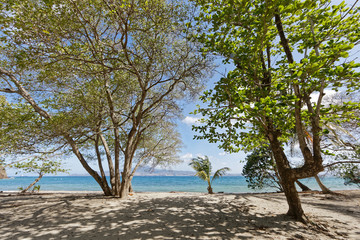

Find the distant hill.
[
  {"left": 134, "top": 167, "right": 195, "bottom": 176},
  {"left": 70, "top": 167, "right": 241, "bottom": 177}
]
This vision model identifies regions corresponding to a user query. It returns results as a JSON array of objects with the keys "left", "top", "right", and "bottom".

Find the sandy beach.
[{"left": 0, "top": 190, "right": 359, "bottom": 239}]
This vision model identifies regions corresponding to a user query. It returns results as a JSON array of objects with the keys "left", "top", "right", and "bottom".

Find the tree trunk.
[
  {"left": 64, "top": 134, "right": 113, "bottom": 196},
  {"left": 296, "top": 180, "right": 312, "bottom": 192},
  {"left": 120, "top": 126, "right": 140, "bottom": 198},
  {"left": 207, "top": 180, "right": 213, "bottom": 194},
  {"left": 269, "top": 132, "right": 307, "bottom": 222},
  {"left": 120, "top": 172, "right": 130, "bottom": 199},
  {"left": 314, "top": 175, "right": 333, "bottom": 194},
  {"left": 21, "top": 173, "right": 43, "bottom": 193},
  {"left": 0, "top": 165, "right": 8, "bottom": 179},
  {"left": 95, "top": 135, "right": 112, "bottom": 195},
  {"left": 282, "top": 178, "right": 307, "bottom": 223},
  {"left": 99, "top": 133, "right": 116, "bottom": 194},
  {"left": 129, "top": 181, "right": 134, "bottom": 193}
]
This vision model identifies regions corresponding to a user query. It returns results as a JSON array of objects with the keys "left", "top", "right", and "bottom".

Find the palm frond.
[
  {"left": 189, "top": 156, "right": 211, "bottom": 180},
  {"left": 189, "top": 159, "right": 204, "bottom": 172},
  {"left": 195, "top": 171, "right": 209, "bottom": 181},
  {"left": 211, "top": 167, "right": 230, "bottom": 183}
]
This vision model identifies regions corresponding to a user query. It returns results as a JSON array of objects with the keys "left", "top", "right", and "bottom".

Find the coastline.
[
  {"left": 2, "top": 175, "right": 357, "bottom": 193},
  {"left": 1, "top": 190, "right": 359, "bottom": 239}
]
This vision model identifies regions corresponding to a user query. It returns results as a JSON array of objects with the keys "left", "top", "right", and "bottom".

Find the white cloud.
[
  {"left": 180, "top": 153, "right": 193, "bottom": 160},
  {"left": 218, "top": 152, "right": 227, "bottom": 156},
  {"left": 182, "top": 116, "right": 201, "bottom": 125}
]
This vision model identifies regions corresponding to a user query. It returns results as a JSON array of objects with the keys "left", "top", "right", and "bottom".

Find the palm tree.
[{"left": 189, "top": 156, "right": 230, "bottom": 194}]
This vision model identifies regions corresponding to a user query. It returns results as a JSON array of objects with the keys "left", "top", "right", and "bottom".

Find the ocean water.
[{"left": 0, "top": 175, "right": 358, "bottom": 193}]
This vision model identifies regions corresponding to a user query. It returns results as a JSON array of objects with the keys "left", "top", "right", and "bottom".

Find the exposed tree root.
[{"left": 289, "top": 212, "right": 329, "bottom": 233}]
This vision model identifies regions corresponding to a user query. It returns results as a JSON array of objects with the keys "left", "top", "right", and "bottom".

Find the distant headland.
[{"left": 70, "top": 167, "right": 242, "bottom": 177}]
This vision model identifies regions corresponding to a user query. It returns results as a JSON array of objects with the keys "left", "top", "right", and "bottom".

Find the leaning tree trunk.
[
  {"left": 296, "top": 180, "right": 312, "bottom": 192},
  {"left": 207, "top": 180, "right": 213, "bottom": 194},
  {"left": 129, "top": 182, "right": 134, "bottom": 193},
  {"left": 314, "top": 175, "right": 333, "bottom": 194},
  {"left": 128, "top": 175, "right": 135, "bottom": 193},
  {"left": 21, "top": 173, "right": 43, "bottom": 193}
]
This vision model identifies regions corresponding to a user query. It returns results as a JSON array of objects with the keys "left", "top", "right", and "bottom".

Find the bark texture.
[{"left": 0, "top": 165, "right": 8, "bottom": 179}]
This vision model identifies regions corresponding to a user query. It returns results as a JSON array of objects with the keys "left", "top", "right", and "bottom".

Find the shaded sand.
[{"left": 0, "top": 190, "right": 359, "bottom": 239}]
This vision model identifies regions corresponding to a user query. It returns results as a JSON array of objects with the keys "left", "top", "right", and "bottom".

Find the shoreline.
[
  {"left": 2, "top": 175, "right": 358, "bottom": 194},
  {"left": 0, "top": 189, "right": 357, "bottom": 195},
  {"left": 1, "top": 190, "right": 359, "bottom": 239}
]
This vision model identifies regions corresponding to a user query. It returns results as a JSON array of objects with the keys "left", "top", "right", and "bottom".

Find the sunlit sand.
[{"left": 1, "top": 190, "right": 359, "bottom": 239}]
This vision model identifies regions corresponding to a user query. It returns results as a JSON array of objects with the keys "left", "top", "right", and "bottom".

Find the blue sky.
[{"left": 175, "top": 61, "right": 246, "bottom": 174}]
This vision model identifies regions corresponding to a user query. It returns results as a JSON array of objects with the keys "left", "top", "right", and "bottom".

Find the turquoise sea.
[{"left": 0, "top": 176, "right": 358, "bottom": 193}]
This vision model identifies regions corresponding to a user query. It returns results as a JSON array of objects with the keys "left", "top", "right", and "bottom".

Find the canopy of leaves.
[
  {"left": 191, "top": 0, "right": 360, "bottom": 156},
  {"left": 0, "top": 0, "right": 212, "bottom": 179},
  {"left": 12, "top": 156, "right": 67, "bottom": 175}
]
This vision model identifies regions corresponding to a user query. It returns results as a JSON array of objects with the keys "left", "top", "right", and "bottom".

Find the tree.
[
  {"left": 0, "top": 95, "right": 66, "bottom": 182},
  {"left": 327, "top": 146, "right": 360, "bottom": 188},
  {"left": 338, "top": 164, "right": 360, "bottom": 187},
  {"left": 191, "top": 0, "right": 360, "bottom": 222},
  {"left": 189, "top": 155, "right": 230, "bottom": 194},
  {"left": 321, "top": 93, "right": 360, "bottom": 187},
  {"left": 11, "top": 156, "right": 67, "bottom": 193},
  {"left": 242, "top": 147, "right": 283, "bottom": 192},
  {"left": 242, "top": 146, "right": 311, "bottom": 192},
  {"left": 0, "top": 0, "right": 211, "bottom": 198}
]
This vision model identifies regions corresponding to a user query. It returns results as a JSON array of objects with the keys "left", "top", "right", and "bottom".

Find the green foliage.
[
  {"left": 191, "top": 0, "right": 360, "bottom": 153},
  {"left": 189, "top": 155, "right": 230, "bottom": 193},
  {"left": 189, "top": 156, "right": 212, "bottom": 182},
  {"left": 330, "top": 162, "right": 359, "bottom": 188},
  {"left": 329, "top": 145, "right": 360, "bottom": 188},
  {"left": 242, "top": 147, "right": 283, "bottom": 191},
  {"left": 32, "top": 185, "right": 41, "bottom": 192},
  {"left": 0, "top": 98, "right": 57, "bottom": 155},
  {"left": 12, "top": 156, "right": 67, "bottom": 175}
]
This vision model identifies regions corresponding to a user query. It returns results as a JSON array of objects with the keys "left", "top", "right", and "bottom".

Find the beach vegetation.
[
  {"left": 319, "top": 92, "right": 360, "bottom": 188},
  {"left": 242, "top": 147, "right": 283, "bottom": 192},
  {"left": 189, "top": 155, "right": 230, "bottom": 194},
  {"left": 242, "top": 146, "right": 312, "bottom": 192},
  {"left": 11, "top": 156, "right": 67, "bottom": 193},
  {"left": 328, "top": 149, "right": 360, "bottom": 188},
  {"left": 0, "top": 0, "right": 212, "bottom": 198},
  {"left": 191, "top": 0, "right": 360, "bottom": 223}
]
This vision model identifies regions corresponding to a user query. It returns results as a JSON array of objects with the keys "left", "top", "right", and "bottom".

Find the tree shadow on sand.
[{"left": 0, "top": 192, "right": 352, "bottom": 239}]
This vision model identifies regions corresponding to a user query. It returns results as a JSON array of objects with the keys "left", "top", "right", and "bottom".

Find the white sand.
[{"left": 0, "top": 190, "right": 359, "bottom": 239}]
